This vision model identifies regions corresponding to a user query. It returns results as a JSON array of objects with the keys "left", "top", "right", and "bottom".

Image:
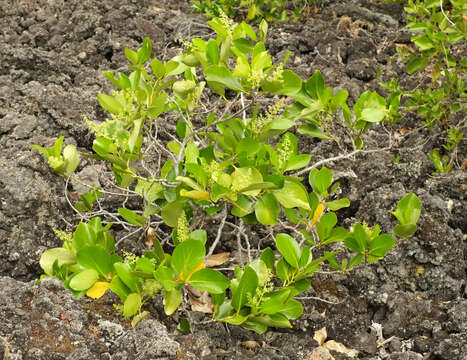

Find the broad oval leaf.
[
  {"left": 97, "top": 93, "right": 124, "bottom": 114},
  {"left": 171, "top": 239, "right": 205, "bottom": 280},
  {"left": 273, "top": 180, "right": 311, "bottom": 210},
  {"left": 231, "top": 167, "right": 263, "bottom": 196},
  {"left": 369, "top": 234, "right": 395, "bottom": 258},
  {"left": 114, "top": 262, "right": 138, "bottom": 292},
  {"left": 254, "top": 193, "right": 280, "bottom": 225},
  {"left": 40, "top": 248, "right": 76, "bottom": 276},
  {"left": 77, "top": 246, "right": 113, "bottom": 277},
  {"left": 231, "top": 266, "right": 258, "bottom": 311},
  {"left": 276, "top": 233, "right": 301, "bottom": 269},
  {"left": 69, "top": 269, "right": 99, "bottom": 291},
  {"left": 189, "top": 268, "right": 229, "bottom": 294},
  {"left": 280, "top": 298, "right": 303, "bottom": 320},
  {"left": 326, "top": 198, "right": 350, "bottom": 211},
  {"left": 164, "top": 289, "right": 182, "bottom": 315},
  {"left": 123, "top": 293, "right": 142, "bottom": 318},
  {"left": 118, "top": 208, "right": 147, "bottom": 226}
]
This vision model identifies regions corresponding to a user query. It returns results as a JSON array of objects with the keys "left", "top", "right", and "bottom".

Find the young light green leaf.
[
  {"left": 254, "top": 193, "right": 280, "bottom": 225},
  {"left": 164, "top": 289, "right": 182, "bottom": 315},
  {"left": 393, "top": 223, "right": 418, "bottom": 238},
  {"left": 69, "top": 269, "right": 99, "bottom": 291},
  {"left": 392, "top": 193, "right": 421, "bottom": 225},
  {"left": 123, "top": 293, "right": 142, "bottom": 318},
  {"left": 97, "top": 93, "right": 124, "bottom": 114},
  {"left": 40, "top": 248, "right": 76, "bottom": 276},
  {"left": 325, "top": 198, "right": 350, "bottom": 211},
  {"left": 63, "top": 145, "right": 80, "bottom": 175},
  {"left": 118, "top": 208, "right": 147, "bottom": 226}
]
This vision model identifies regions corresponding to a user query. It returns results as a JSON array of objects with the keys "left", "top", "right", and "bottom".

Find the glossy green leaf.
[
  {"left": 110, "top": 275, "right": 130, "bottom": 302},
  {"left": 278, "top": 70, "right": 302, "bottom": 96},
  {"left": 326, "top": 198, "right": 350, "bottom": 211},
  {"left": 368, "top": 234, "right": 395, "bottom": 259},
  {"left": 231, "top": 167, "right": 263, "bottom": 196},
  {"left": 40, "top": 248, "right": 76, "bottom": 276},
  {"left": 280, "top": 299, "right": 303, "bottom": 319},
  {"left": 231, "top": 266, "right": 258, "bottom": 311},
  {"left": 255, "top": 193, "right": 280, "bottom": 225},
  {"left": 274, "top": 180, "right": 311, "bottom": 210},
  {"left": 123, "top": 292, "right": 142, "bottom": 318},
  {"left": 189, "top": 268, "right": 229, "bottom": 294},
  {"left": 276, "top": 233, "right": 301, "bottom": 269},
  {"left": 206, "top": 39, "right": 219, "bottom": 65},
  {"left": 171, "top": 240, "right": 205, "bottom": 279},
  {"left": 309, "top": 167, "right": 332, "bottom": 196},
  {"left": 69, "top": 269, "right": 99, "bottom": 291},
  {"left": 147, "top": 92, "right": 167, "bottom": 118},
  {"left": 285, "top": 154, "right": 311, "bottom": 172},
  {"left": 297, "top": 123, "right": 329, "bottom": 139},
  {"left": 260, "top": 247, "right": 275, "bottom": 271},
  {"left": 97, "top": 93, "right": 124, "bottom": 114},
  {"left": 118, "top": 208, "right": 147, "bottom": 226},
  {"left": 305, "top": 70, "right": 325, "bottom": 99},
  {"left": 393, "top": 223, "right": 418, "bottom": 238},
  {"left": 164, "top": 289, "right": 182, "bottom": 315},
  {"left": 114, "top": 262, "right": 138, "bottom": 292},
  {"left": 137, "top": 37, "right": 152, "bottom": 64},
  {"left": 161, "top": 201, "right": 185, "bottom": 227},
  {"left": 205, "top": 65, "right": 243, "bottom": 94},
  {"left": 77, "top": 246, "right": 113, "bottom": 277},
  {"left": 154, "top": 266, "right": 177, "bottom": 291}
]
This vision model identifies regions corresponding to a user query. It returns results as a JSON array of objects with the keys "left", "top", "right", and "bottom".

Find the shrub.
[{"left": 34, "top": 16, "right": 421, "bottom": 333}]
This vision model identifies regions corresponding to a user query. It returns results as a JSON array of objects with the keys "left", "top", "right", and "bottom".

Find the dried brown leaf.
[
  {"left": 313, "top": 327, "right": 327, "bottom": 346},
  {"left": 206, "top": 252, "right": 230, "bottom": 267}
]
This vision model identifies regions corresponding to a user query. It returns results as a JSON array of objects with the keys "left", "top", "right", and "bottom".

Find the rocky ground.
[{"left": 0, "top": 0, "right": 465, "bottom": 359}]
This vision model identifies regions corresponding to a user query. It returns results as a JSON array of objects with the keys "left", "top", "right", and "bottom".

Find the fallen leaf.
[
  {"left": 187, "top": 286, "right": 213, "bottom": 313},
  {"left": 240, "top": 340, "right": 260, "bottom": 350},
  {"left": 323, "top": 340, "right": 359, "bottom": 358},
  {"left": 302, "top": 346, "right": 334, "bottom": 360},
  {"left": 313, "top": 327, "right": 327, "bottom": 346},
  {"left": 206, "top": 252, "right": 230, "bottom": 267},
  {"left": 145, "top": 227, "right": 156, "bottom": 249}
]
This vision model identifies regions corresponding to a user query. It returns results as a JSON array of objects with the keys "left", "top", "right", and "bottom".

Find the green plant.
[
  {"left": 381, "top": 0, "right": 466, "bottom": 173},
  {"left": 191, "top": 0, "right": 313, "bottom": 23},
  {"left": 34, "top": 17, "right": 421, "bottom": 333},
  {"left": 429, "top": 126, "right": 464, "bottom": 173}
]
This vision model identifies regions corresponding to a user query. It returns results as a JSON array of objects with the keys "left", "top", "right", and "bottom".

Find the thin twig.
[{"left": 207, "top": 207, "right": 228, "bottom": 256}]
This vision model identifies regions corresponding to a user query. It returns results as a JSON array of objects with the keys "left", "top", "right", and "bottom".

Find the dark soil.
[{"left": 0, "top": 0, "right": 465, "bottom": 359}]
